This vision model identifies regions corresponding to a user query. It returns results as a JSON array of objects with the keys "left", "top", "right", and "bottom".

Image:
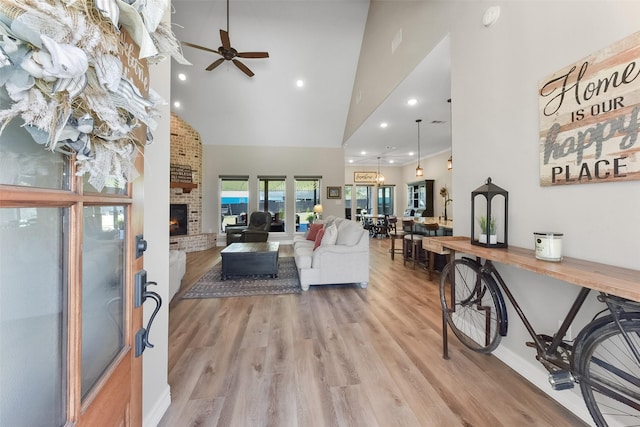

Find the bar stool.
[
  {"left": 403, "top": 220, "right": 423, "bottom": 268},
  {"left": 422, "top": 235, "right": 452, "bottom": 281},
  {"left": 422, "top": 222, "right": 440, "bottom": 269},
  {"left": 388, "top": 216, "right": 405, "bottom": 259},
  {"left": 424, "top": 222, "right": 439, "bottom": 236}
]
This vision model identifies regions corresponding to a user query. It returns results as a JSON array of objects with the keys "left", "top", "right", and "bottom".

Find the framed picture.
[
  {"left": 327, "top": 186, "right": 341, "bottom": 199},
  {"left": 354, "top": 171, "right": 377, "bottom": 183}
]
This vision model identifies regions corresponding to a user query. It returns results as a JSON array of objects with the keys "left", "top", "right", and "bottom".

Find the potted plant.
[
  {"left": 306, "top": 213, "right": 315, "bottom": 224},
  {"left": 478, "top": 215, "right": 497, "bottom": 244},
  {"left": 439, "top": 187, "right": 452, "bottom": 221}
]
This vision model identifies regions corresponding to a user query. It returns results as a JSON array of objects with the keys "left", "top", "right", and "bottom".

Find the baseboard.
[
  {"left": 143, "top": 385, "right": 171, "bottom": 427},
  {"left": 493, "top": 345, "right": 595, "bottom": 426}
]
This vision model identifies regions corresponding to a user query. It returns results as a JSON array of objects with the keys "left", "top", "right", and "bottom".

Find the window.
[
  {"left": 259, "top": 177, "right": 286, "bottom": 232},
  {"left": 355, "top": 185, "right": 373, "bottom": 217},
  {"left": 220, "top": 177, "right": 249, "bottom": 231},
  {"left": 377, "top": 186, "right": 395, "bottom": 215},
  {"left": 295, "top": 178, "right": 320, "bottom": 232}
]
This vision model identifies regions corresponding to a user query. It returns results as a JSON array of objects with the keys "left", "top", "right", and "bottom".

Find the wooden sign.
[
  {"left": 538, "top": 31, "right": 640, "bottom": 186},
  {"left": 354, "top": 171, "right": 377, "bottom": 183},
  {"left": 170, "top": 164, "right": 192, "bottom": 183}
]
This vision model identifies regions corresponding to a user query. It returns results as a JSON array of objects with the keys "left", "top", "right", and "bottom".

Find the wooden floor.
[{"left": 158, "top": 238, "right": 588, "bottom": 427}]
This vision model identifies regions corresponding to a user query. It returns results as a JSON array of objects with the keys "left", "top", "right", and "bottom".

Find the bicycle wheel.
[
  {"left": 440, "top": 258, "right": 504, "bottom": 353},
  {"left": 574, "top": 316, "right": 640, "bottom": 426}
]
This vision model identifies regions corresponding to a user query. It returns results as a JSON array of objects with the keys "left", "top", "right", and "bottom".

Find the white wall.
[
  {"left": 201, "top": 145, "right": 345, "bottom": 243},
  {"left": 141, "top": 13, "right": 172, "bottom": 427}
]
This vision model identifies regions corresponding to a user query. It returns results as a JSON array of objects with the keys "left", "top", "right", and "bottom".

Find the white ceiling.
[{"left": 170, "top": 0, "right": 451, "bottom": 168}]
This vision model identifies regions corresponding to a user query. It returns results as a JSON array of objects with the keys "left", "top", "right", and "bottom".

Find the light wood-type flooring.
[{"left": 158, "top": 238, "right": 588, "bottom": 427}]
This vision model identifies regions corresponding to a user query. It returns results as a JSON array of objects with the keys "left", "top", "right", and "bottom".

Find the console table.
[
  {"left": 435, "top": 237, "right": 640, "bottom": 358},
  {"left": 436, "top": 238, "right": 640, "bottom": 301}
]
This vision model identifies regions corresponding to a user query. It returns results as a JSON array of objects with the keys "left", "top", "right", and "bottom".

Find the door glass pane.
[
  {"left": 81, "top": 205, "right": 126, "bottom": 398},
  {"left": 0, "top": 207, "right": 67, "bottom": 427},
  {"left": 83, "top": 174, "right": 128, "bottom": 196},
  {"left": 0, "top": 116, "right": 68, "bottom": 189}
]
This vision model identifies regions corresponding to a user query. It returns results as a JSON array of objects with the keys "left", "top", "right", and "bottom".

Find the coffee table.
[{"left": 220, "top": 242, "right": 280, "bottom": 280}]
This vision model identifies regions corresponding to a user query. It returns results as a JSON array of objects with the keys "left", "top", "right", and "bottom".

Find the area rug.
[{"left": 182, "top": 257, "right": 301, "bottom": 299}]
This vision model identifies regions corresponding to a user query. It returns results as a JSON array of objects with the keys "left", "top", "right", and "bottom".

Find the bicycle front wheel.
[
  {"left": 440, "top": 258, "right": 503, "bottom": 353},
  {"left": 574, "top": 317, "right": 640, "bottom": 426}
]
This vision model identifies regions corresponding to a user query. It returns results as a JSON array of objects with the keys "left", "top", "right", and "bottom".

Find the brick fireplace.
[{"left": 169, "top": 113, "right": 216, "bottom": 252}]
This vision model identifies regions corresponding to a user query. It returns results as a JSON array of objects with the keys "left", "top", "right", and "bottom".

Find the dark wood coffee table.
[{"left": 220, "top": 242, "right": 280, "bottom": 280}]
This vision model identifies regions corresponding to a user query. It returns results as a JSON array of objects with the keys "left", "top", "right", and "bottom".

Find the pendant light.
[
  {"left": 415, "top": 119, "right": 424, "bottom": 177},
  {"left": 376, "top": 156, "right": 385, "bottom": 186}
]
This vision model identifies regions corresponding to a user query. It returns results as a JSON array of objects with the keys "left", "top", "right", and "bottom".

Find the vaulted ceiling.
[{"left": 170, "top": 0, "right": 451, "bottom": 167}]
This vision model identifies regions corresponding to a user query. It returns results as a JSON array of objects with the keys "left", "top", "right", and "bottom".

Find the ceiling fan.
[{"left": 182, "top": 0, "right": 269, "bottom": 77}]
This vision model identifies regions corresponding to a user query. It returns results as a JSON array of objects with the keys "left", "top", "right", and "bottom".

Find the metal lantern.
[{"left": 471, "top": 177, "right": 508, "bottom": 248}]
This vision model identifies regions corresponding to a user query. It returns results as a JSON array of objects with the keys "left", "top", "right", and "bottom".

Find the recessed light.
[
  {"left": 360, "top": 151, "right": 366, "bottom": 155},
  {"left": 174, "top": 101, "right": 181, "bottom": 108},
  {"left": 389, "top": 160, "right": 394, "bottom": 164},
  {"left": 348, "top": 159, "right": 354, "bottom": 163},
  {"left": 178, "top": 73, "right": 186, "bottom": 81},
  {"left": 407, "top": 98, "right": 417, "bottom": 106},
  {"left": 296, "top": 79, "right": 304, "bottom": 88},
  {"left": 409, "top": 151, "right": 415, "bottom": 156},
  {"left": 380, "top": 122, "right": 388, "bottom": 128}
]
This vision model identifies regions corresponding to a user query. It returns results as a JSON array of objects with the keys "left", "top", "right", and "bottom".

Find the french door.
[
  {"left": 0, "top": 28, "right": 149, "bottom": 422},
  {"left": 0, "top": 121, "right": 145, "bottom": 426}
]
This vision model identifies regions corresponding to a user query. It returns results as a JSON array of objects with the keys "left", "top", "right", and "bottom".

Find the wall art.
[{"left": 538, "top": 31, "right": 640, "bottom": 186}]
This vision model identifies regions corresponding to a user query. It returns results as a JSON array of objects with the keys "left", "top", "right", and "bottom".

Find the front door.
[{"left": 0, "top": 33, "right": 148, "bottom": 427}]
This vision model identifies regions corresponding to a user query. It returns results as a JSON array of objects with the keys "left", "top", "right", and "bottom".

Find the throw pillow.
[
  {"left": 306, "top": 222, "right": 323, "bottom": 241},
  {"left": 313, "top": 228, "right": 325, "bottom": 250},
  {"left": 321, "top": 223, "right": 338, "bottom": 246},
  {"left": 336, "top": 222, "right": 363, "bottom": 246}
]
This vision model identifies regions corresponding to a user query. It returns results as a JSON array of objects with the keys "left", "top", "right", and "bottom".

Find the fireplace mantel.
[{"left": 170, "top": 182, "right": 198, "bottom": 193}]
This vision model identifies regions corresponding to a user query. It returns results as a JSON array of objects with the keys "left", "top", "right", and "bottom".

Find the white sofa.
[
  {"left": 293, "top": 216, "right": 369, "bottom": 291},
  {"left": 169, "top": 250, "right": 186, "bottom": 301}
]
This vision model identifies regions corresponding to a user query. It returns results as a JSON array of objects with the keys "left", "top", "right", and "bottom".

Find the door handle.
[{"left": 135, "top": 270, "right": 163, "bottom": 357}]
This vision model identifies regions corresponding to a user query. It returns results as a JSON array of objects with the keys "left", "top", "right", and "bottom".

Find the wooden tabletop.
[
  {"left": 404, "top": 217, "right": 454, "bottom": 229},
  {"left": 435, "top": 237, "right": 640, "bottom": 302},
  {"left": 221, "top": 242, "right": 280, "bottom": 254}
]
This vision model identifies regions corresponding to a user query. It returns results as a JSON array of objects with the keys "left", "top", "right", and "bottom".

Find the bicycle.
[{"left": 439, "top": 256, "right": 640, "bottom": 427}]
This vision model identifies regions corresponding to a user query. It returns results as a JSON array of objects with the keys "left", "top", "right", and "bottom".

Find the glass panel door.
[{"left": 377, "top": 186, "right": 395, "bottom": 215}]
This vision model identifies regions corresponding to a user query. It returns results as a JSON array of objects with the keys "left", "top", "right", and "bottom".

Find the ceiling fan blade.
[
  {"left": 237, "top": 52, "right": 269, "bottom": 59},
  {"left": 182, "top": 41, "right": 221, "bottom": 55},
  {"left": 206, "top": 58, "right": 225, "bottom": 71},
  {"left": 220, "top": 29, "right": 231, "bottom": 50},
  {"left": 232, "top": 59, "right": 254, "bottom": 77}
]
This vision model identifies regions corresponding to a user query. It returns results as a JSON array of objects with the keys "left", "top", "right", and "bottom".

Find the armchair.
[
  {"left": 242, "top": 211, "right": 271, "bottom": 242},
  {"left": 226, "top": 211, "right": 271, "bottom": 245}
]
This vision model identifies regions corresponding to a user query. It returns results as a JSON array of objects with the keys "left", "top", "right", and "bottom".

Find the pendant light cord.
[{"left": 416, "top": 119, "right": 422, "bottom": 167}]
